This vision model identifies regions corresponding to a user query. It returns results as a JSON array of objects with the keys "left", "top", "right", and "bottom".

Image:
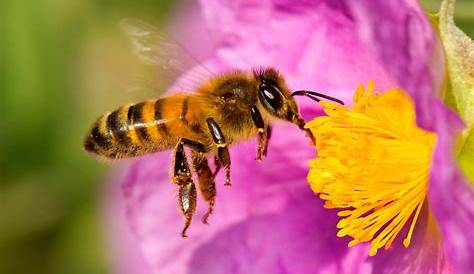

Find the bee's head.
[
  {"left": 253, "top": 67, "right": 344, "bottom": 138},
  {"left": 253, "top": 68, "right": 302, "bottom": 124}
]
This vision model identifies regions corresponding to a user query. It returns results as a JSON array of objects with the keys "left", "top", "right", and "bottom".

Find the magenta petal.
[
  {"left": 346, "top": 0, "right": 441, "bottom": 92},
  {"left": 370, "top": 205, "right": 452, "bottom": 274},
  {"left": 114, "top": 0, "right": 471, "bottom": 273},
  {"left": 344, "top": 0, "right": 443, "bottom": 130},
  {"left": 123, "top": 135, "right": 370, "bottom": 273},
  {"left": 199, "top": 0, "right": 398, "bottom": 106},
  {"left": 426, "top": 100, "right": 474, "bottom": 274},
  {"left": 104, "top": 167, "right": 151, "bottom": 274},
  {"left": 347, "top": 1, "right": 474, "bottom": 272}
]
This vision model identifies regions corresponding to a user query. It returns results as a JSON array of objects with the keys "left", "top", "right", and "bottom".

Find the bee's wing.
[{"left": 120, "top": 18, "right": 214, "bottom": 92}]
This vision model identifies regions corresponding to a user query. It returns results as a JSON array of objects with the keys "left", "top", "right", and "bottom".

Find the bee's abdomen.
[{"left": 84, "top": 99, "right": 173, "bottom": 159}]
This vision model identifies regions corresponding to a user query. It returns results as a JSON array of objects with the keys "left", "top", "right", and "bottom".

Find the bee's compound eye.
[{"left": 259, "top": 82, "right": 283, "bottom": 111}]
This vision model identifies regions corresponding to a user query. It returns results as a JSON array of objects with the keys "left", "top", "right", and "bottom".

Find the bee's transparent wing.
[
  {"left": 120, "top": 18, "right": 214, "bottom": 92},
  {"left": 120, "top": 19, "right": 181, "bottom": 69}
]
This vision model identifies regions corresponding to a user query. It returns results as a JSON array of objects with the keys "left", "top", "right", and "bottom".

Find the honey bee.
[{"left": 84, "top": 67, "right": 344, "bottom": 236}]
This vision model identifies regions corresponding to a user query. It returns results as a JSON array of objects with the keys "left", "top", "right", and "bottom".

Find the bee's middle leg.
[{"left": 206, "top": 118, "right": 231, "bottom": 186}]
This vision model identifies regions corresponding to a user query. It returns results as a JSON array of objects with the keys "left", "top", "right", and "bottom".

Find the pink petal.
[
  {"left": 103, "top": 166, "right": 151, "bottom": 274},
  {"left": 343, "top": 0, "right": 444, "bottom": 129},
  {"left": 123, "top": 139, "right": 371, "bottom": 273},
  {"left": 111, "top": 0, "right": 473, "bottom": 273},
  {"left": 370, "top": 205, "right": 453, "bottom": 274},
  {"left": 426, "top": 99, "right": 474, "bottom": 274},
  {"left": 199, "top": 0, "right": 397, "bottom": 107}
]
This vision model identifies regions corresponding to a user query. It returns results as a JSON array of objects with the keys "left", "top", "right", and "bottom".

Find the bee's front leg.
[
  {"left": 250, "top": 106, "right": 271, "bottom": 161},
  {"left": 212, "top": 155, "right": 221, "bottom": 178},
  {"left": 262, "top": 125, "right": 272, "bottom": 157},
  {"left": 206, "top": 118, "right": 231, "bottom": 186},
  {"left": 173, "top": 140, "right": 197, "bottom": 237}
]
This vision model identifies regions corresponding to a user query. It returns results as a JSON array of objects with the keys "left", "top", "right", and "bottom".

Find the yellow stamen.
[{"left": 306, "top": 82, "right": 436, "bottom": 256}]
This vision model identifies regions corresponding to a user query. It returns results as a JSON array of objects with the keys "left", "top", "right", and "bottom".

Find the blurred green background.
[
  {"left": 0, "top": 1, "right": 176, "bottom": 273},
  {"left": 0, "top": 0, "right": 472, "bottom": 274}
]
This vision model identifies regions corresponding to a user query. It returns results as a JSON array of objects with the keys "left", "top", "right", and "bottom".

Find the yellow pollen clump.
[{"left": 306, "top": 82, "right": 436, "bottom": 256}]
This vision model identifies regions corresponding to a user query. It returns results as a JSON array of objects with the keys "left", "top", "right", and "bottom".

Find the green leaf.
[
  {"left": 438, "top": 0, "right": 474, "bottom": 183},
  {"left": 458, "top": 133, "right": 474, "bottom": 182}
]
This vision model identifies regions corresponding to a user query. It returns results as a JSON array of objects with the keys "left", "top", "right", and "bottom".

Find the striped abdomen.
[{"left": 84, "top": 94, "right": 204, "bottom": 159}]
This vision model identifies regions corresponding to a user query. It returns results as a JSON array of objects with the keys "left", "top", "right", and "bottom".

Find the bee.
[{"left": 84, "top": 67, "right": 344, "bottom": 236}]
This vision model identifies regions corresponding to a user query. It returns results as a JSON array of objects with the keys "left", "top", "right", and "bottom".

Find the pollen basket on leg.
[{"left": 306, "top": 83, "right": 436, "bottom": 256}]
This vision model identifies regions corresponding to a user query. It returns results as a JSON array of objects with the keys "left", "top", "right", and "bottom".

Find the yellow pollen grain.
[{"left": 306, "top": 82, "right": 436, "bottom": 256}]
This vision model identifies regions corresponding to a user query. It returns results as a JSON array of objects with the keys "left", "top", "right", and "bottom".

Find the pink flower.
[{"left": 107, "top": 0, "right": 474, "bottom": 273}]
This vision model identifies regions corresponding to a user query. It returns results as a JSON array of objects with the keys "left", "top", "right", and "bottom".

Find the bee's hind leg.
[
  {"left": 206, "top": 118, "right": 231, "bottom": 186},
  {"left": 173, "top": 139, "right": 200, "bottom": 237},
  {"left": 191, "top": 151, "right": 216, "bottom": 224}
]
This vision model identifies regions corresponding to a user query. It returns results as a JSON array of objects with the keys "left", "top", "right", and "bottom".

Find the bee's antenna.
[{"left": 291, "top": 90, "right": 344, "bottom": 105}]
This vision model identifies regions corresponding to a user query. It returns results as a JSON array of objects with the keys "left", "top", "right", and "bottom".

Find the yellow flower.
[{"left": 306, "top": 82, "right": 437, "bottom": 256}]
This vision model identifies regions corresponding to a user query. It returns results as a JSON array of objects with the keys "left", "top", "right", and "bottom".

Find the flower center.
[{"left": 306, "top": 82, "right": 436, "bottom": 256}]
